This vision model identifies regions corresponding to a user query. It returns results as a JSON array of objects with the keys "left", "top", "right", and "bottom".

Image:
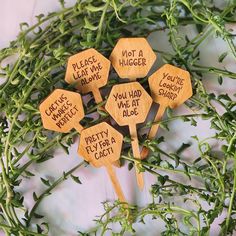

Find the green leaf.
[
  {"left": 191, "top": 135, "right": 199, "bottom": 141},
  {"left": 85, "top": 4, "right": 105, "bottom": 12},
  {"left": 128, "top": 162, "right": 133, "bottom": 171},
  {"left": 84, "top": 17, "right": 98, "bottom": 31},
  {"left": 160, "top": 160, "right": 170, "bottom": 169},
  {"left": 11, "top": 192, "right": 24, "bottom": 207},
  {"left": 218, "top": 75, "right": 223, "bottom": 85},
  {"left": 183, "top": 163, "right": 191, "bottom": 180},
  {"left": 123, "top": 136, "right": 131, "bottom": 143},
  {"left": 30, "top": 43, "right": 41, "bottom": 49},
  {"left": 59, "top": 0, "right": 65, "bottom": 7},
  {"left": 35, "top": 14, "right": 44, "bottom": 22},
  {"left": 23, "top": 103, "right": 38, "bottom": 112},
  {"left": 111, "top": 0, "right": 127, "bottom": 23},
  {"left": 34, "top": 212, "right": 44, "bottom": 219},
  {"left": 176, "top": 143, "right": 191, "bottom": 154},
  {"left": 58, "top": 142, "right": 69, "bottom": 154},
  {"left": 218, "top": 94, "right": 231, "bottom": 101},
  {"left": 157, "top": 136, "right": 165, "bottom": 143},
  {"left": 36, "top": 154, "right": 54, "bottom": 163},
  {"left": 71, "top": 174, "right": 82, "bottom": 184},
  {"left": 63, "top": 171, "right": 67, "bottom": 180},
  {"left": 171, "top": 153, "right": 180, "bottom": 168},
  {"left": 41, "top": 222, "right": 49, "bottom": 233},
  {"left": 198, "top": 164, "right": 209, "bottom": 171},
  {"left": 193, "top": 157, "right": 201, "bottom": 164},
  {"left": 33, "top": 192, "right": 38, "bottom": 201},
  {"left": 158, "top": 175, "right": 168, "bottom": 185},
  {"left": 159, "top": 122, "right": 169, "bottom": 131},
  {"left": 218, "top": 52, "right": 227, "bottom": 63},
  {"left": 24, "top": 210, "right": 29, "bottom": 219},
  {"left": 36, "top": 224, "right": 43, "bottom": 234},
  {"left": 181, "top": 116, "right": 190, "bottom": 122},
  {"left": 20, "top": 22, "right": 29, "bottom": 31},
  {"left": 40, "top": 177, "right": 51, "bottom": 187},
  {"left": 166, "top": 107, "right": 173, "bottom": 118},
  {"left": 10, "top": 78, "right": 20, "bottom": 85},
  {"left": 190, "top": 118, "right": 197, "bottom": 126},
  {"left": 59, "top": 22, "right": 66, "bottom": 34},
  {"left": 24, "top": 170, "right": 35, "bottom": 177},
  {"left": 97, "top": 108, "right": 108, "bottom": 117}
]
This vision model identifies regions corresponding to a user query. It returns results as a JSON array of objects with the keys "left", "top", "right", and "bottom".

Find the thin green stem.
[
  {"left": 95, "top": 0, "right": 110, "bottom": 46},
  {"left": 0, "top": 222, "right": 47, "bottom": 236},
  {"left": 225, "top": 168, "right": 236, "bottom": 232}
]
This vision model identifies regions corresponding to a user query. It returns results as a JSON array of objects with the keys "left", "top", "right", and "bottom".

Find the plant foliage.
[{"left": 0, "top": 0, "right": 235, "bottom": 235}]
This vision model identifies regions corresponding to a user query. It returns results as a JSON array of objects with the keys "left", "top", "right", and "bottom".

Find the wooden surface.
[
  {"left": 109, "top": 38, "right": 156, "bottom": 80},
  {"left": 105, "top": 164, "right": 126, "bottom": 202},
  {"left": 78, "top": 122, "right": 123, "bottom": 167},
  {"left": 129, "top": 123, "right": 144, "bottom": 189},
  {"left": 39, "top": 89, "right": 84, "bottom": 133},
  {"left": 141, "top": 64, "right": 193, "bottom": 159},
  {"left": 78, "top": 122, "right": 126, "bottom": 202},
  {"left": 105, "top": 82, "right": 153, "bottom": 189},
  {"left": 148, "top": 64, "right": 192, "bottom": 108},
  {"left": 65, "top": 48, "right": 110, "bottom": 103},
  {"left": 105, "top": 82, "right": 153, "bottom": 126}
]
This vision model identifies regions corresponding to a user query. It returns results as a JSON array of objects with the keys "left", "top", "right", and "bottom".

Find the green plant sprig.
[{"left": 0, "top": 0, "right": 235, "bottom": 235}]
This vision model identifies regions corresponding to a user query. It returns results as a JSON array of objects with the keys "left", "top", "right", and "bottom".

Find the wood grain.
[
  {"left": 39, "top": 89, "right": 84, "bottom": 133},
  {"left": 105, "top": 82, "right": 152, "bottom": 189},
  {"left": 141, "top": 64, "right": 192, "bottom": 159},
  {"left": 78, "top": 122, "right": 126, "bottom": 202},
  {"left": 109, "top": 38, "right": 156, "bottom": 80},
  {"left": 105, "top": 82, "right": 152, "bottom": 126},
  {"left": 65, "top": 48, "right": 110, "bottom": 103},
  {"left": 148, "top": 64, "right": 192, "bottom": 108}
]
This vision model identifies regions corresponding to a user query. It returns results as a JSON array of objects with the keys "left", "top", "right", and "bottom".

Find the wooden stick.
[
  {"left": 129, "top": 123, "right": 144, "bottom": 190},
  {"left": 78, "top": 122, "right": 126, "bottom": 202},
  {"left": 112, "top": 160, "right": 121, "bottom": 168},
  {"left": 106, "top": 164, "right": 126, "bottom": 202},
  {"left": 148, "top": 105, "right": 166, "bottom": 140},
  {"left": 92, "top": 87, "right": 103, "bottom": 104},
  {"left": 141, "top": 105, "right": 166, "bottom": 159}
]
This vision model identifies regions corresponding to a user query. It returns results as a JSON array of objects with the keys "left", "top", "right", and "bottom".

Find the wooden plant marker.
[
  {"left": 39, "top": 89, "right": 84, "bottom": 133},
  {"left": 141, "top": 64, "right": 193, "bottom": 158},
  {"left": 108, "top": 38, "right": 156, "bottom": 190},
  {"left": 65, "top": 48, "right": 111, "bottom": 104},
  {"left": 105, "top": 82, "right": 152, "bottom": 190},
  {"left": 65, "top": 48, "right": 120, "bottom": 168},
  {"left": 78, "top": 122, "right": 126, "bottom": 202},
  {"left": 109, "top": 37, "right": 156, "bottom": 80}
]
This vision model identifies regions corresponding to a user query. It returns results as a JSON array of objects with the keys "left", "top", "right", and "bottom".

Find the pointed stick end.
[
  {"left": 140, "top": 147, "right": 149, "bottom": 160},
  {"left": 137, "top": 173, "right": 144, "bottom": 190}
]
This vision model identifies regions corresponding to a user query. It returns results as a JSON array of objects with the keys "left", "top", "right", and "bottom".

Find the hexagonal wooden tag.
[
  {"left": 109, "top": 38, "right": 156, "bottom": 80},
  {"left": 105, "top": 82, "right": 153, "bottom": 126},
  {"left": 39, "top": 89, "right": 84, "bottom": 133},
  {"left": 148, "top": 64, "right": 192, "bottom": 108},
  {"left": 140, "top": 64, "right": 192, "bottom": 160},
  {"left": 78, "top": 122, "right": 126, "bottom": 202},
  {"left": 105, "top": 82, "right": 152, "bottom": 190},
  {"left": 65, "top": 48, "right": 111, "bottom": 103},
  {"left": 78, "top": 122, "right": 123, "bottom": 168}
]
